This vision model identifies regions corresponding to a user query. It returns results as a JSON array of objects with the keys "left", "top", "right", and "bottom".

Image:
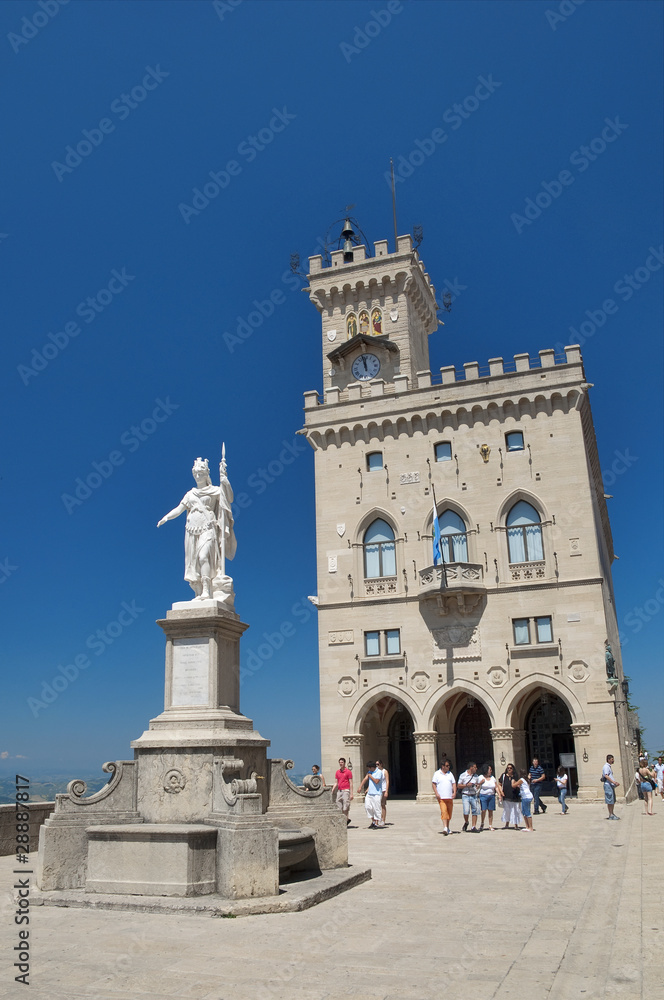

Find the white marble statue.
[{"left": 157, "top": 448, "right": 236, "bottom": 605}]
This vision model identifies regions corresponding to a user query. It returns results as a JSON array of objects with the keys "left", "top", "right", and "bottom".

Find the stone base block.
[
  {"left": 86, "top": 824, "right": 216, "bottom": 897},
  {"left": 34, "top": 865, "right": 372, "bottom": 916}
]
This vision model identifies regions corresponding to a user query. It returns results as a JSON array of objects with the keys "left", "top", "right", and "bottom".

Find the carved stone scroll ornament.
[{"left": 67, "top": 761, "right": 119, "bottom": 799}]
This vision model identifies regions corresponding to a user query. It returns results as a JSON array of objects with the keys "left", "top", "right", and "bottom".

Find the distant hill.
[{"left": 0, "top": 775, "right": 110, "bottom": 805}]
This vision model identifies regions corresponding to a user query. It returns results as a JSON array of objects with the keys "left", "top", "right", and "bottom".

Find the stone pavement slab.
[{"left": 0, "top": 799, "right": 660, "bottom": 999}]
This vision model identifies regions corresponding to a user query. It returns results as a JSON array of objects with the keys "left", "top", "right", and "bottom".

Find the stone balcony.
[{"left": 418, "top": 563, "right": 485, "bottom": 615}]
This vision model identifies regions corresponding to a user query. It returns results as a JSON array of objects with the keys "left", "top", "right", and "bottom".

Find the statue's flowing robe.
[{"left": 180, "top": 481, "right": 236, "bottom": 587}]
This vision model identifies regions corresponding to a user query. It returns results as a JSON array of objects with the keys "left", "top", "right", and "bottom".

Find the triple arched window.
[
  {"left": 363, "top": 519, "right": 396, "bottom": 578},
  {"left": 506, "top": 501, "right": 543, "bottom": 563}
]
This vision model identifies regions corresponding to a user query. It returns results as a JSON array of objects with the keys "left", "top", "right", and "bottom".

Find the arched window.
[
  {"left": 363, "top": 519, "right": 396, "bottom": 578},
  {"left": 439, "top": 509, "right": 468, "bottom": 563},
  {"left": 506, "top": 501, "right": 543, "bottom": 563}
]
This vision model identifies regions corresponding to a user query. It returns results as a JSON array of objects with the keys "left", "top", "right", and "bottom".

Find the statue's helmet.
[{"left": 192, "top": 457, "right": 210, "bottom": 477}]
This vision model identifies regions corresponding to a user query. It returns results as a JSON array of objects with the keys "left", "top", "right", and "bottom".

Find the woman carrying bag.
[
  {"left": 498, "top": 763, "right": 522, "bottom": 830},
  {"left": 637, "top": 758, "right": 656, "bottom": 816}
]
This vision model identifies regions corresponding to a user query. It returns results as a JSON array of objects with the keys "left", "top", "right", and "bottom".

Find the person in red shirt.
[{"left": 332, "top": 757, "right": 354, "bottom": 826}]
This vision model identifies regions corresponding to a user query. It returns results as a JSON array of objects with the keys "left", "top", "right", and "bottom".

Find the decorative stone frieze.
[
  {"left": 490, "top": 728, "right": 514, "bottom": 740},
  {"left": 432, "top": 626, "right": 481, "bottom": 661},
  {"left": 329, "top": 630, "right": 353, "bottom": 645},
  {"left": 364, "top": 578, "right": 397, "bottom": 596},
  {"left": 570, "top": 724, "right": 591, "bottom": 736}
]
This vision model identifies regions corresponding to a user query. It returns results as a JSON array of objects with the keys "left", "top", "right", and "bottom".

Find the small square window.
[
  {"left": 386, "top": 629, "right": 401, "bottom": 655},
  {"left": 513, "top": 618, "right": 530, "bottom": 645},
  {"left": 506, "top": 431, "right": 524, "bottom": 452},
  {"left": 367, "top": 452, "right": 383, "bottom": 471},
  {"left": 435, "top": 441, "right": 452, "bottom": 462},
  {"left": 536, "top": 616, "right": 553, "bottom": 643},
  {"left": 365, "top": 631, "right": 380, "bottom": 656}
]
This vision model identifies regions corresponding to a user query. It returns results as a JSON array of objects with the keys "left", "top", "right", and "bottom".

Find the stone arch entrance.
[
  {"left": 358, "top": 695, "right": 417, "bottom": 797},
  {"left": 387, "top": 704, "right": 417, "bottom": 795},
  {"left": 525, "top": 692, "right": 577, "bottom": 794},
  {"left": 455, "top": 700, "right": 494, "bottom": 773}
]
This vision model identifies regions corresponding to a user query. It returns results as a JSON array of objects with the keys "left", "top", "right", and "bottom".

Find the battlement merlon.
[
  {"left": 306, "top": 234, "right": 438, "bottom": 335},
  {"left": 301, "top": 345, "right": 586, "bottom": 415}
]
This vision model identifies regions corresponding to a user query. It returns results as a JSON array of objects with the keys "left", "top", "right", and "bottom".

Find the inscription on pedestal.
[{"left": 172, "top": 638, "right": 209, "bottom": 706}]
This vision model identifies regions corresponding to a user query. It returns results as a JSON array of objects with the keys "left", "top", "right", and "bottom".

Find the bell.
[{"left": 341, "top": 218, "right": 355, "bottom": 241}]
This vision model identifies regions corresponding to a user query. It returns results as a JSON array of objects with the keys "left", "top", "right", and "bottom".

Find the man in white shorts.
[
  {"left": 654, "top": 756, "right": 664, "bottom": 799},
  {"left": 358, "top": 761, "right": 384, "bottom": 828}
]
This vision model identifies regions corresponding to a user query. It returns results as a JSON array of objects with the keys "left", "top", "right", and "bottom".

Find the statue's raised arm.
[{"left": 157, "top": 453, "right": 236, "bottom": 610}]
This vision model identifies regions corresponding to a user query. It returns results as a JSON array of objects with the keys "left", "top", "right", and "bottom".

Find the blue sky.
[{"left": 1, "top": 0, "right": 662, "bottom": 779}]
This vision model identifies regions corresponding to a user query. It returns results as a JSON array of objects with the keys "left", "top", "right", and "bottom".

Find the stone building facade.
[{"left": 301, "top": 232, "right": 635, "bottom": 802}]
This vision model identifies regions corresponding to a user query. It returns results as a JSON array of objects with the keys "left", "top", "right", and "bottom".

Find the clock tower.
[
  {"left": 307, "top": 225, "right": 439, "bottom": 397},
  {"left": 301, "top": 224, "right": 635, "bottom": 807}
]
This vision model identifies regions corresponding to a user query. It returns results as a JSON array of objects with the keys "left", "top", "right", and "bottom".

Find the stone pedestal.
[{"left": 37, "top": 602, "right": 352, "bottom": 906}]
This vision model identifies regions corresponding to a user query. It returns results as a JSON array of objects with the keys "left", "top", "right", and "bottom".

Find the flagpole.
[{"left": 390, "top": 158, "right": 398, "bottom": 251}]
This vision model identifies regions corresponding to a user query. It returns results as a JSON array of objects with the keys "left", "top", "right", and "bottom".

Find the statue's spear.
[{"left": 219, "top": 443, "right": 227, "bottom": 579}]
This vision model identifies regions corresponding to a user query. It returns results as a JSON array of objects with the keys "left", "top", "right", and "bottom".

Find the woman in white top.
[
  {"left": 479, "top": 763, "right": 497, "bottom": 831},
  {"left": 556, "top": 766, "right": 569, "bottom": 814},
  {"left": 515, "top": 770, "right": 534, "bottom": 831}
]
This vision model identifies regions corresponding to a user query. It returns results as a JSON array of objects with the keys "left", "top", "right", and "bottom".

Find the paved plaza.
[{"left": 1, "top": 798, "right": 661, "bottom": 1000}]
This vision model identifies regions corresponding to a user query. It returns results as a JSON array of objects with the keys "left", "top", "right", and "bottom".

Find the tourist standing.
[
  {"left": 458, "top": 762, "right": 483, "bottom": 832},
  {"left": 515, "top": 770, "right": 535, "bottom": 831},
  {"left": 556, "top": 766, "right": 569, "bottom": 814},
  {"left": 432, "top": 759, "right": 456, "bottom": 836},
  {"left": 498, "top": 763, "right": 522, "bottom": 829},
  {"left": 332, "top": 757, "right": 353, "bottom": 825},
  {"left": 654, "top": 756, "right": 664, "bottom": 800},
  {"left": 479, "top": 763, "right": 497, "bottom": 831},
  {"left": 528, "top": 757, "right": 547, "bottom": 814},
  {"left": 637, "top": 757, "right": 656, "bottom": 816},
  {"left": 602, "top": 754, "right": 620, "bottom": 820},
  {"left": 311, "top": 764, "right": 325, "bottom": 786},
  {"left": 376, "top": 759, "right": 389, "bottom": 826},
  {"left": 358, "top": 761, "right": 384, "bottom": 828}
]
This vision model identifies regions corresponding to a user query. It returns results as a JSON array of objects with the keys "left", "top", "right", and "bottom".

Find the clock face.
[{"left": 351, "top": 353, "right": 380, "bottom": 381}]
